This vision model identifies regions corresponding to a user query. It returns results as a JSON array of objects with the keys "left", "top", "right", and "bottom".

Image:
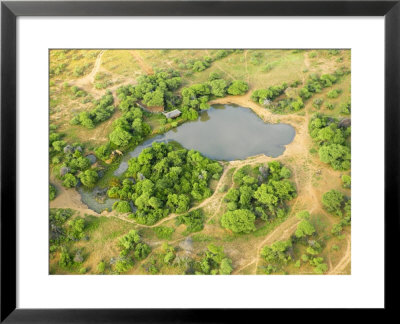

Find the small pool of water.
[
  {"left": 79, "top": 104, "right": 296, "bottom": 213},
  {"left": 78, "top": 186, "right": 117, "bottom": 214},
  {"left": 114, "top": 104, "right": 296, "bottom": 176}
]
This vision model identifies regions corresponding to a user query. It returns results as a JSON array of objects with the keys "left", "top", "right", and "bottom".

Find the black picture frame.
[{"left": 1, "top": 0, "right": 399, "bottom": 322}]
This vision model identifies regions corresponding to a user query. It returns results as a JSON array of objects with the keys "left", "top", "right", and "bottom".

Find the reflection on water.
[
  {"left": 79, "top": 104, "right": 296, "bottom": 213},
  {"left": 114, "top": 104, "right": 296, "bottom": 176}
]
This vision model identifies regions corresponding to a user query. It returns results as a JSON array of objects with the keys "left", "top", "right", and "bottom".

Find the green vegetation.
[
  {"left": 221, "top": 162, "right": 296, "bottom": 233},
  {"left": 50, "top": 141, "right": 97, "bottom": 189},
  {"left": 261, "top": 239, "right": 293, "bottom": 274},
  {"left": 342, "top": 175, "right": 351, "bottom": 189},
  {"left": 309, "top": 113, "right": 351, "bottom": 170},
  {"left": 113, "top": 230, "right": 151, "bottom": 274},
  {"left": 251, "top": 82, "right": 287, "bottom": 105},
  {"left": 195, "top": 244, "right": 233, "bottom": 275},
  {"left": 107, "top": 142, "right": 223, "bottom": 225},
  {"left": 322, "top": 189, "right": 346, "bottom": 217},
  {"left": 49, "top": 49, "right": 351, "bottom": 275},
  {"left": 340, "top": 99, "right": 351, "bottom": 115},
  {"left": 116, "top": 70, "right": 182, "bottom": 109},
  {"left": 251, "top": 80, "right": 307, "bottom": 114},
  {"left": 261, "top": 210, "right": 328, "bottom": 274},
  {"left": 49, "top": 209, "right": 91, "bottom": 272},
  {"left": 177, "top": 209, "right": 205, "bottom": 234},
  {"left": 109, "top": 106, "right": 151, "bottom": 148},
  {"left": 153, "top": 226, "right": 174, "bottom": 240},
  {"left": 299, "top": 73, "right": 340, "bottom": 100},
  {"left": 182, "top": 76, "right": 249, "bottom": 110},
  {"left": 70, "top": 92, "right": 115, "bottom": 128},
  {"left": 49, "top": 184, "right": 57, "bottom": 201}
]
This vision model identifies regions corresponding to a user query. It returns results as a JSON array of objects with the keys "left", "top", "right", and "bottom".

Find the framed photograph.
[{"left": 1, "top": 0, "right": 398, "bottom": 321}]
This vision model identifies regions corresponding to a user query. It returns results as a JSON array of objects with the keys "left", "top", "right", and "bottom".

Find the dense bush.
[
  {"left": 70, "top": 92, "right": 115, "bottom": 128},
  {"left": 116, "top": 230, "right": 151, "bottom": 273},
  {"left": 109, "top": 106, "right": 151, "bottom": 149},
  {"left": 195, "top": 244, "right": 233, "bottom": 275},
  {"left": 309, "top": 113, "right": 351, "bottom": 170},
  {"left": 227, "top": 80, "right": 249, "bottom": 96},
  {"left": 177, "top": 209, "right": 205, "bottom": 233},
  {"left": 117, "top": 70, "right": 182, "bottom": 110},
  {"left": 182, "top": 78, "right": 249, "bottom": 111},
  {"left": 107, "top": 142, "right": 223, "bottom": 225},
  {"left": 322, "top": 189, "right": 348, "bottom": 217},
  {"left": 79, "top": 170, "right": 99, "bottom": 188},
  {"left": 221, "top": 209, "right": 256, "bottom": 234},
  {"left": 340, "top": 100, "right": 351, "bottom": 115},
  {"left": 251, "top": 82, "right": 287, "bottom": 105},
  {"left": 221, "top": 162, "right": 296, "bottom": 233},
  {"left": 49, "top": 184, "right": 57, "bottom": 201},
  {"left": 261, "top": 239, "right": 293, "bottom": 274}
]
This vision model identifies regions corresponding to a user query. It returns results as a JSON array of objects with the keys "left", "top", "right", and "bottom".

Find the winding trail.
[
  {"left": 130, "top": 50, "right": 154, "bottom": 75},
  {"left": 329, "top": 236, "right": 351, "bottom": 274},
  {"left": 74, "top": 50, "right": 105, "bottom": 88}
]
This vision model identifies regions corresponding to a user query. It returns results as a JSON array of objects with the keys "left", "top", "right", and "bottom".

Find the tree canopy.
[
  {"left": 221, "top": 162, "right": 296, "bottom": 233},
  {"left": 309, "top": 113, "right": 351, "bottom": 170},
  {"left": 107, "top": 142, "right": 223, "bottom": 225}
]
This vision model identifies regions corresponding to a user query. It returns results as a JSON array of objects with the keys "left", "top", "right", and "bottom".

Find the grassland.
[{"left": 49, "top": 49, "right": 351, "bottom": 275}]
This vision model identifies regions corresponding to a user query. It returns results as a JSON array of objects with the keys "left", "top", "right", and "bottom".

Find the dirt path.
[
  {"left": 52, "top": 85, "right": 350, "bottom": 275},
  {"left": 74, "top": 50, "right": 105, "bottom": 87},
  {"left": 50, "top": 176, "right": 103, "bottom": 217},
  {"left": 329, "top": 236, "right": 351, "bottom": 274},
  {"left": 130, "top": 50, "right": 154, "bottom": 75},
  {"left": 205, "top": 49, "right": 235, "bottom": 80}
]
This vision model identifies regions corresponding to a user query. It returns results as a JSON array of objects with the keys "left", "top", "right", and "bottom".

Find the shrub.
[
  {"left": 153, "top": 226, "right": 174, "bottom": 240},
  {"left": 221, "top": 209, "right": 256, "bottom": 234},
  {"left": 112, "top": 201, "right": 132, "bottom": 213},
  {"left": 322, "top": 190, "right": 345, "bottom": 216},
  {"left": 97, "top": 261, "right": 106, "bottom": 273},
  {"left": 177, "top": 209, "right": 205, "bottom": 233},
  {"left": 49, "top": 184, "right": 57, "bottom": 200},
  {"left": 342, "top": 175, "right": 351, "bottom": 188}
]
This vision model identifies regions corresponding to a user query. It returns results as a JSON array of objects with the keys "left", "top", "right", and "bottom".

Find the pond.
[
  {"left": 114, "top": 104, "right": 296, "bottom": 176},
  {"left": 79, "top": 104, "right": 296, "bottom": 213},
  {"left": 78, "top": 186, "right": 118, "bottom": 214}
]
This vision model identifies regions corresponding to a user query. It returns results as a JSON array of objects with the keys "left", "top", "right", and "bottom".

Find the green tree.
[
  {"left": 79, "top": 170, "right": 98, "bottom": 188},
  {"left": 221, "top": 209, "right": 256, "bottom": 234},
  {"left": 97, "top": 261, "right": 106, "bottom": 273},
  {"left": 109, "top": 127, "right": 132, "bottom": 147},
  {"left": 219, "top": 258, "right": 233, "bottom": 275},
  {"left": 319, "top": 144, "right": 351, "bottom": 170},
  {"left": 62, "top": 173, "right": 77, "bottom": 188},
  {"left": 114, "top": 258, "right": 134, "bottom": 273},
  {"left": 177, "top": 209, "right": 205, "bottom": 233},
  {"left": 49, "top": 184, "right": 57, "bottom": 201},
  {"left": 296, "top": 210, "right": 310, "bottom": 220},
  {"left": 322, "top": 190, "right": 345, "bottom": 216},
  {"left": 295, "top": 220, "right": 316, "bottom": 238},
  {"left": 227, "top": 80, "right": 249, "bottom": 95},
  {"left": 113, "top": 201, "right": 132, "bottom": 213},
  {"left": 67, "top": 217, "right": 86, "bottom": 240},
  {"left": 209, "top": 79, "right": 228, "bottom": 97},
  {"left": 52, "top": 140, "right": 66, "bottom": 152},
  {"left": 342, "top": 175, "right": 351, "bottom": 188}
]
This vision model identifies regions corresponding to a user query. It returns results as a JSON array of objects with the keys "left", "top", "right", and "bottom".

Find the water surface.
[
  {"left": 79, "top": 104, "right": 296, "bottom": 212},
  {"left": 114, "top": 104, "right": 295, "bottom": 176}
]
